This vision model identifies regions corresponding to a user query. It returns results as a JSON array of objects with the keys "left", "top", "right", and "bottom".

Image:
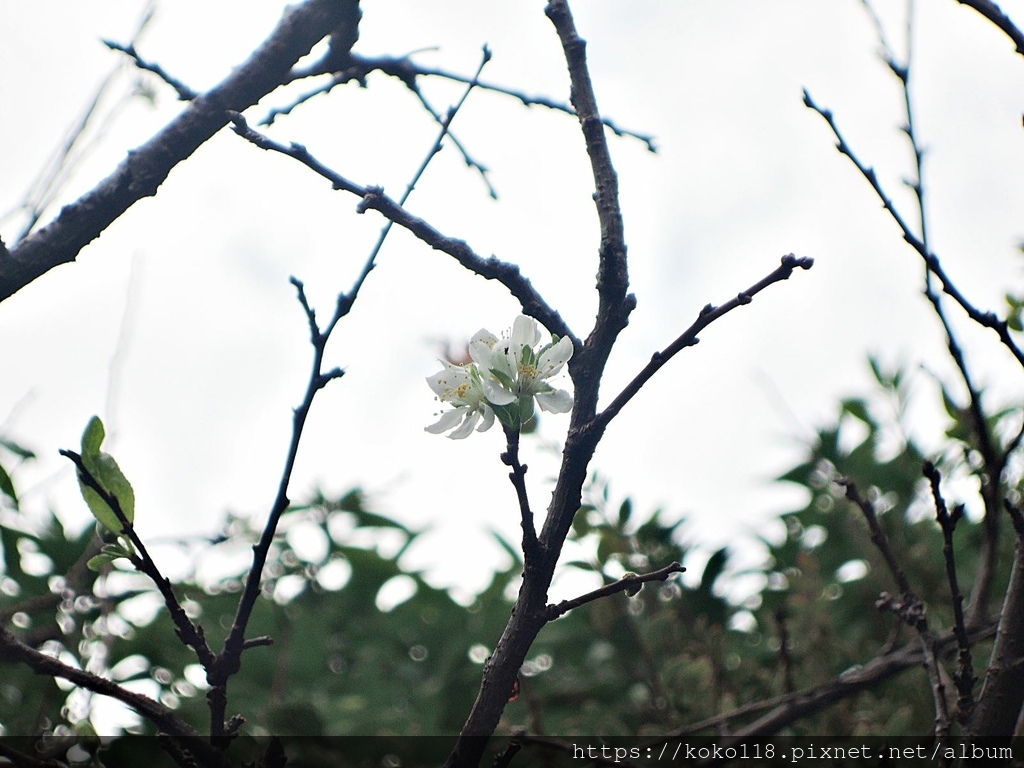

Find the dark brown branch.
[
  {"left": 228, "top": 115, "right": 576, "bottom": 347},
  {"left": 839, "top": 478, "right": 913, "bottom": 595},
  {"left": 923, "top": 461, "right": 975, "bottom": 723},
  {"left": 0, "top": 627, "right": 225, "bottom": 767},
  {"left": 273, "top": 53, "right": 658, "bottom": 152},
  {"left": 840, "top": 476, "right": 953, "bottom": 741},
  {"left": 715, "top": 621, "right": 994, "bottom": 746},
  {"left": 207, "top": 277, "right": 345, "bottom": 745},
  {"left": 501, "top": 427, "right": 540, "bottom": 562},
  {"left": 445, "top": 7, "right": 640, "bottom": 763},
  {"left": 104, "top": 40, "right": 198, "bottom": 100},
  {"left": 597, "top": 255, "right": 813, "bottom": 429},
  {"left": 1006, "top": 500, "right": 1024, "bottom": 541},
  {"left": 0, "top": 742, "right": 65, "bottom": 768},
  {"left": 0, "top": 0, "right": 360, "bottom": 303},
  {"left": 970, "top": 539, "right": 1024, "bottom": 741},
  {"left": 545, "top": 0, "right": 634, "bottom": 419},
  {"left": 543, "top": 562, "right": 684, "bottom": 621},
  {"left": 803, "top": 89, "right": 1024, "bottom": 371},
  {"left": 954, "top": 0, "right": 1024, "bottom": 56},
  {"left": 866, "top": 3, "right": 1005, "bottom": 626},
  {"left": 59, "top": 449, "right": 216, "bottom": 669}
]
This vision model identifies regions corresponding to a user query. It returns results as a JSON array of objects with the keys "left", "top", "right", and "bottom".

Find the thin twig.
[
  {"left": 867, "top": 0, "right": 1005, "bottom": 626},
  {"left": 597, "top": 255, "right": 814, "bottom": 430},
  {"left": 543, "top": 562, "right": 684, "bottom": 621},
  {"left": 274, "top": 53, "right": 658, "bottom": 153},
  {"left": 0, "top": 742, "right": 65, "bottom": 768},
  {"left": 1006, "top": 500, "right": 1024, "bottom": 541},
  {"left": 104, "top": 39, "right": 198, "bottom": 100},
  {"left": 774, "top": 605, "right": 796, "bottom": 695},
  {"left": 803, "top": 88, "right": 1024, "bottom": 372},
  {"left": 3, "top": 3, "right": 156, "bottom": 242},
  {"left": 923, "top": 461, "right": 976, "bottom": 723},
  {"left": 209, "top": 49, "right": 493, "bottom": 745},
  {"left": 839, "top": 478, "right": 913, "bottom": 595},
  {"left": 0, "top": 627, "right": 224, "bottom": 767},
  {"left": 59, "top": 449, "right": 216, "bottom": 668},
  {"left": 207, "top": 277, "right": 344, "bottom": 745},
  {"left": 229, "top": 114, "right": 577, "bottom": 346},
  {"left": 352, "top": 45, "right": 494, "bottom": 298},
  {"left": 839, "top": 476, "right": 953, "bottom": 743},
  {"left": 501, "top": 427, "right": 540, "bottom": 562}
]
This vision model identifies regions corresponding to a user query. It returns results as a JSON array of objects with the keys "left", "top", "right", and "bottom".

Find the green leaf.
[
  {"left": 841, "top": 398, "right": 871, "bottom": 425},
  {"left": 81, "top": 416, "right": 105, "bottom": 457},
  {"left": 617, "top": 498, "right": 633, "bottom": 526},
  {"left": 0, "top": 463, "right": 16, "bottom": 506},
  {"left": 75, "top": 417, "right": 136, "bottom": 535},
  {"left": 87, "top": 553, "right": 116, "bottom": 572},
  {"left": 0, "top": 438, "right": 36, "bottom": 460}
]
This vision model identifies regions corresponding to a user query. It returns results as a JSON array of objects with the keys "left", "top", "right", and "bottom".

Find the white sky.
[{"left": 2, "top": 0, "right": 1023, "bottom": 602}]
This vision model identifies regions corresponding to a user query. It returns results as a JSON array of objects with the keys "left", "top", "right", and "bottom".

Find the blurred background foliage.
[{"left": 0, "top": 354, "right": 1020, "bottom": 743}]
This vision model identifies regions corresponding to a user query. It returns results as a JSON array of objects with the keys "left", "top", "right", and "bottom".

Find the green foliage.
[
  {"left": 76, "top": 417, "right": 135, "bottom": 542},
  {"left": 0, "top": 358, "right": 1019, "bottom": 742}
]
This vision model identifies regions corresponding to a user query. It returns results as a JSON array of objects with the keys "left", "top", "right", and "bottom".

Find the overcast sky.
[{"left": 2, "top": 0, "right": 1023, "bottom": 602}]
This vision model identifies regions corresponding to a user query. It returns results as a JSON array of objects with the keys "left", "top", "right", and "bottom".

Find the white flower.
[
  {"left": 426, "top": 315, "right": 574, "bottom": 438},
  {"left": 425, "top": 361, "right": 496, "bottom": 439},
  {"left": 489, "top": 315, "right": 574, "bottom": 421}
]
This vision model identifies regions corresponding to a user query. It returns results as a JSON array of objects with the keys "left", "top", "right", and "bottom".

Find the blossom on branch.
[{"left": 426, "top": 315, "right": 573, "bottom": 438}]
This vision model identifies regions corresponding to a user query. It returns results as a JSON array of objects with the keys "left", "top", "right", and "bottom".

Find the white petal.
[
  {"left": 425, "top": 367, "right": 451, "bottom": 398},
  {"left": 512, "top": 315, "right": 540, "bottom": 349},
  {"left": 425, "top": 408, "right": 465, "bottom": 434},
  {"left": 536, "top": 388, "right": 573, "bottom": 414},
  {"left": 470, "top": 329, "right": 498, "bottom": 348},
  {"left": 538, "top": 336, "right": 573, "bottom": 377},
  {"left": 476, "top": 406, "right": 495, "bottom": 432},
  {"left": 449, "top": 410, "right": 480, "bottom": 439},
  {"left": 483, "top": 378, "right": 516, "bottom": 406}
]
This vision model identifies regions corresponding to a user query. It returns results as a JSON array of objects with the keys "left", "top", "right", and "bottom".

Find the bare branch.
[
  {"left": 839, "top": 478, "right": 913, "bottom": 595},
  {"left": 0, "top": 0, "right": 361, "bottom": 303},
  {"left": 544, "top": 562, "right": 684, "bottom": 621},
  {"left": 501, "top": 427, "right": 540, "bottom": 562},
  {"left": 954, "top": 0, "right": 1024, "bottom": 56},
  {"left": 970, "top": 539, "right": 1024, "bottom": 741},
  {"left": 103, "top": 39, "right": 198, "bottom": 100},
  {"left": 545, "top": 0, "right": 634, "bottom": 416},
  {"left": 208, "top": 276, "right": 345, "bottom": 745},
  {"left": 0, "top": 627, "right": 224, "bottom": 767},
  {"left": 273, "top": 53, "right": 658, "bottom": 153},
  {"left": 597, "top": 255, "right": 813, "bottom": 429},
  {"left": 59, "top": 449, "right": 216, "bottom": 669},
  {"left": 803, "top": 88, "right": 1024, "bottom": 371},
  {"left": 229, "top": 114, "right": 576, "bottom": 346},
  {"left": 922, "top": 461, "right": 975, "bottom": 723}
]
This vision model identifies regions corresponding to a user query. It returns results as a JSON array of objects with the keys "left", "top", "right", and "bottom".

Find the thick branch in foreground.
[
  {"left": 545, "top": 0, "right": 634, "bottom": 417},
  {"left": 970, "top": 539, "right": 1024, "bottom": 742},
  {"left": 955, "top": 0, "right": 1024, "bottom": 55},
  {"left": 0, "top": 0, "right": 360, "bottom": 303},
  {"left": 0, "top": 627, "right": 224, "bottom": 767}
]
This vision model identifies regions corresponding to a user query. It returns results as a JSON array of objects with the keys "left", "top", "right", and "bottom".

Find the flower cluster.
[{"left": 426, "top": 315, "right": 574, "bottom": 439}]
